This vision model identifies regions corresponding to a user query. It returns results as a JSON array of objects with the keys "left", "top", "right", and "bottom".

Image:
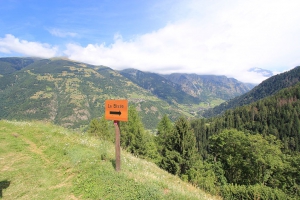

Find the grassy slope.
[{"left": 0, "top": 120, "right": 220, "bottom": 200}]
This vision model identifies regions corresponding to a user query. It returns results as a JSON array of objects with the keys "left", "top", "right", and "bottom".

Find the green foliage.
[
  {"left": 205, "top": 82, "right": 300, "bottom": 153},
  {"left": 0, "top": 57, "right": 36, "bottom": 74},
  {"left": 120, "top": 106, "right": 160, "bottom": 161},
  {"left": 210, "top": 129, "right": 285, "bottom": 185},
  {"left": 191, "top": 118, "right": 209, "bottom": 159},
  {"left": 220, "top": 184, "right": 289, "bottom": 200},
  {"left": 159, "top": 116, "right": 197, "bottom": 177},
  {"left": 156, "top": 114, "right": 173, "bottom": 155},
  {"left": 188, "top": 159, "right": 226, "bottom": 195},
  {"left": 88, "top": 116, "right": 114, "bottom": 141},
  {"left": 203, "top": 66, "right": 300, "bottom": 117}
]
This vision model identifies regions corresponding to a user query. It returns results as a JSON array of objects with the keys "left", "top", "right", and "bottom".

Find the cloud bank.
[
  {"left": 1, "top": 0, "right": 300, "bottom": 84},
  {"left": 63, "top": 0, "right": 300, "bottom": 83},
  {"left": 0, "top": 34, "right": 57, "bottom": 58}
]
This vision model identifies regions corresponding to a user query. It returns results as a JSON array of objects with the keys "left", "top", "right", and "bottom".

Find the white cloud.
[
  {"left": 64, "top": 0, "right": 300, "bottom": 84},
  {"left": 0, "top": 34, "right": 57, "bottom": 58},
  {"left": 48, "top": 28, "right": 78, "bottom": 38}
]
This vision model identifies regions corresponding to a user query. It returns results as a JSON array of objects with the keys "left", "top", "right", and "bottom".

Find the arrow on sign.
[{"left": 110, "top": 111, "right": 122, "bottom": 116}]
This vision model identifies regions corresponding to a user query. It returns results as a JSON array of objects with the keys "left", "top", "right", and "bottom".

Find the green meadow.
[{"left": 0, "top": 120, "right": 219, "bottom": 200}]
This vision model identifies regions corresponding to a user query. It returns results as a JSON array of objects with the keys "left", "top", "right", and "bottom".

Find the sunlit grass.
[{"left": 0, "top": 120, "right": 220, "bottom": 200}]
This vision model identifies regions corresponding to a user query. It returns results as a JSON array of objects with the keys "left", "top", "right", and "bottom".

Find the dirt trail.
[{"left": 19, "top": 135, "right": 50, "bottom": 164}]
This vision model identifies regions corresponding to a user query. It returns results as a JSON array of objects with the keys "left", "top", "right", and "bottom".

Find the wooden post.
[{"left": 114, "top": 120, "right": 121, "bottom": 171}]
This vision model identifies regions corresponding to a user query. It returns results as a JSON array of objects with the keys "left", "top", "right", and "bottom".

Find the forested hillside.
[
  {"left": 0, "top": 57, "right": 37, "bottom": 74},
  {"left": 0, "top": 57, "right": 185, "bottom": 129},
  {"left": 202, "top": 66, "right": 300, "bottom": 117},
  {"left": 120, "top": 68, "right": 200, "bottom": 104},
  {"left": 105, "top": 82, "right": 300, "bottom": 199},
  {"left": 188, "top": 82, "right": 300, "bottom": 198}
]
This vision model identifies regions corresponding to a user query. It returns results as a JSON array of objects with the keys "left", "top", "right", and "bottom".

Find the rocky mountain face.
[
  {"left": 162, "top": 73, "right": 254, "bottom": 101},
  {"left": 120, "top": 69, "right": 199, "bottom": 105}
]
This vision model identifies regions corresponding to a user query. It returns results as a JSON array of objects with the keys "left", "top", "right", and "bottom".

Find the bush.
[{"left": 220, "top": 184, "right": 290, "bottom": 200}]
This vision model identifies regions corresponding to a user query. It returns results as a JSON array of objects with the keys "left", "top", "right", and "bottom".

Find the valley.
[
  {"left": 0, "top": 57, "right": 252, "bottom": 130},
  {"left": 1, "top": 57, "right": 300, "bottom": 199}
]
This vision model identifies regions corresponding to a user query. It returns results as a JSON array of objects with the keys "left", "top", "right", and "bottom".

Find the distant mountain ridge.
[
  {"left": 120, "top": 69, "right": 200, "bottom": 105},
  {"left": 121, "top": 69, "right": 253, "bottom": 105},
  {"left": 162, "top": 73, "right": 254, "bottom": 101},
  {"left": 202, "top": 66, "right": 300, "bottom": 118},
  {"left": 0, "top": 57, "right": 38, "bottom": 74}
]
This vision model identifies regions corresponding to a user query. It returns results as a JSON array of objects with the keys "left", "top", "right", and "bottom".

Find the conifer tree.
[
  {"left": 156, "top": 114, "right": 173, "bottom": 154},
  {"left": 120, "top": 105, "right": 159, "bottom": 160},
  {"left": 160, "top": 116, "right": 197, "bottom": 176}
]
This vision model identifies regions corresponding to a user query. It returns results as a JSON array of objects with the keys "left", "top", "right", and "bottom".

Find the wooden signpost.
[{"left": 105, "top": 100, "right": 128, "bottom": 171}]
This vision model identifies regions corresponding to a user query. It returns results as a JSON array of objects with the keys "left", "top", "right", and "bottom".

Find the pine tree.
[
  {"left": 191, "top": 118, "right": 208, "bottom": 159},
  {"left": 160, "top": 116, "right": 197, "bottom": 176},
  {"left": 156, "top": 114, "right": 173, "bottom": 154},
  {"left": 120, "top": 105, "right": 159, "bottom": 160}
]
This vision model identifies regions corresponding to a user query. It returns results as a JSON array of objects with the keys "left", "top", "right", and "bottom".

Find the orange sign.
[{"left": 105, "top": 100, "right": 128, "bottom": 121}]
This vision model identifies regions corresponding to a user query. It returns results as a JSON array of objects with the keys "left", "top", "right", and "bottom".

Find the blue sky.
[{"left": 1, "top": 0, "right": 300, "bottom": 83}]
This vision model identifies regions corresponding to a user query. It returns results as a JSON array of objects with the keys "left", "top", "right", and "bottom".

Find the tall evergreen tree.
[
  {"left": 160, "top": 116, "right": 197, "bottom": 176},
  {"left": 156, "top": 114, "right": 173, "bottom": 154},
  {"left": 191, "top": 118, "right": 208, "bottom": 159},
  {"left": 120, "top": 105, "right": 159, "bottom": 160}
]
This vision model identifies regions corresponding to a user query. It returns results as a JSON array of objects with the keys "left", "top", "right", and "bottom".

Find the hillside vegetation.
[
  {"left": 120, "top": 69, "right": 200, "bottom": 105},
  {"left": 185, "top": 82, "right": 300, "bottom": 199},
  {"left": 202, "top": 66, "right": 300, "bottom": 117},
  {"left": 0, "top": 120, "right": 219, "bottom": 200},
  {"left": 162, "top": 73, "right": 253, "bottom": 101},
  {"left": 0, "top": 57, "right": 254, "bottom": 130},
  {"left": 0, "top": 57, "right": 185, "bottom": 129}
]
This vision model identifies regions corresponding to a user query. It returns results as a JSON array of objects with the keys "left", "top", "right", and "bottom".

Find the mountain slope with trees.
[
  {"left": 0, "top": 57, "right": 257, "bottom": 129},
  {"left": 120, "top": 69, "right": 200, "bottom": 105},
  {"left": 151, "top": 82, "right": 300, "bottom": 199},
  {"left": 163, "top": 73, "right": 254, "bottom": 101},
  {"left": 0, "top": 57, "right": 185, "bottom": 129},
  {"left": 202, "top": 66, "right": 300, "bottom": 117}
]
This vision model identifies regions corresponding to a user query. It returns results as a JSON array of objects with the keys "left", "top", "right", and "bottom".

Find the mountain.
[
  {"left": 120, "top": 69, "right": 253, "bottom": 112},
  {"left": 162, "top": 73, "right": 254, "bottom": 101},
  {"left": 0, "top": 57, "right": 38, "bottom": 74},
  {"left": 120, "top": 69, "right": 199, "bottom": 104},
  {"left": 0, "top": 57, "right": 185, "bottom": 129},
  {"left": 202, "top": 66, "right": 300, "bottom": 118}
]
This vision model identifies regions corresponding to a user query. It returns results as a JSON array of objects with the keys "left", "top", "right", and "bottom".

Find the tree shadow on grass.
[{"left": 0, "top": 180, "right": 10, "bottom": 198}]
